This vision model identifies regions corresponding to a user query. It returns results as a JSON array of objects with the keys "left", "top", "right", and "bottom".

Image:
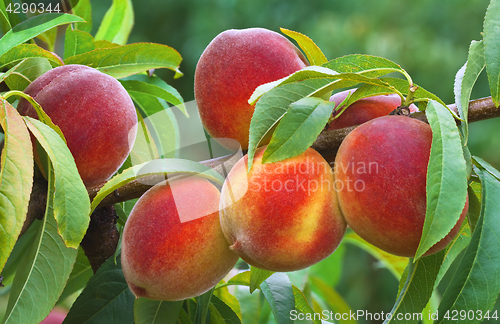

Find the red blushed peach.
[
  {"left": 194, "top": 28, "right": 308, "bottom": 150},
  {"left": 334, "top": 115, "right": 468, "bottom": 257},
  {"left": 219, "top": 146, "right": 346, "bottom": 272},
  {"left": 17, "top": 64, "right": 137, "bottom": 187},
  {"left": 40, "top": 308, "right": 67, "bottom": 324},
  {"left": 327, "top": 89, "right": 419, "bottom": 130},
  {"left": 121, "top": 176, "right": 238, "bottom": 301}
]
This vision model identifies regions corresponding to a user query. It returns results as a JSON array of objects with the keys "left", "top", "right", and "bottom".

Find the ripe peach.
[
  {"left": 194, "top": 28, "right": 308, "bottom": 150},
  {"left": 219, "top": 146, "right": 346, "bottom": 272},
  {"left": 40, "top": 308, "right": 67, "bottom": 324},
  {"left": 17, "top": 64, "right": 137, "bottom": 187},
  {"left": 121, "top": 176, "right": 238, "bottom": 301},
  {"left": 334, "top": 115, "right": 467, "bottom": 257},
  {"left": 327, "top": 89, "right": 418, "bottom": 130}
]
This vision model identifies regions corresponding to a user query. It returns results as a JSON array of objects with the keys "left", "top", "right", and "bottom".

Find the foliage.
[{"left": 0, "top": 0, "right": 499, "bottom": 323}]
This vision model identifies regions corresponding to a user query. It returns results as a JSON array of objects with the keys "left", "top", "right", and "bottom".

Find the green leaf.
[
  {"left": 0, "top": 1, "right": 12, "bottom": 33},
  {"left": 0, "top": 0, "right": 20, "bottom": 33},
  {"left": 472, "top": 155, "right": 500, "bottom": 181},
  {"left": 467, "top": 184, "right": 482, "bottom": 233},
  {"left": 380, "top": 77, "right": 447, "bottom": 108},
  {"left": 309, "top": 276, "right": 356, "bottom": 324},
  {"left": 0, "top": 98, "right": 33, "bottom": 273},
  {"left": 57, "top": 247, "right": 93, "bottom": 304},
  {"left": 454, "top": 40, "right": 485, "bottom": 141},
  {"left": 262, "top": 97, "right": 335, "bottom": 163},
  {"left": 0, "top": 13, "right": 85, "bottom": 57},
  {"left": 195, "top": 289, "right": 214, "bottom": 324},
  {"left": 95, "top": 0, "right": 134, "bottom": 45},
  {"left": 90, "top": 159, "right": 225, "bottom": 212},
  {"left": 344, "top": 232, "right": 408, "bottom": 279},
  {"left": 213, "top": 285, "right": 242, "bottom": 321},
  {"left": 261, "top": 273, "right": 294, "bottom": 324},
  {"left": 483, "top": 0, "right": 500, "bottom": 106},
  {"left": 72, "top": 0, "right": 92, "bottom": 33},
  {"left": 12, "top": 90, "right": 66, "bottom": 141},
  {"left": 416, "top": 100, "right": 468, "bottom": 259},
  {"left": 129, "top": 94, "right": 180, "bottom": 160},
  {"left": 249, "top": 65, "right": 394, "bottom": 105},
  {"left": 62, "top": 254, "right": 135, "bottom": 324},
  {"left": 25, "top": 117, "right": 90, "bottom": 249},
  {"left": 0, "top": 201, "right": 39, "bottom": 288},
  {"left": 36, "top": 25, "right": 58, "bottom": 52},
  {"left": 336, "top": 84, "right": 402, "bottom": 114},
  {"left": 1, "top": 167, "right": 78, "bottom": 324},
  {"left": 120, "top": 75, "right": 187, "bottom": 116},
  {"left": 280, "top": 28, "right": 327, "bottom": 65},
  {"left": 4, "top": 57, "right": 52, "bottom": 91},
  {"left": 210, "top": 295, "right": 242, "bottom": 324},
  {"left": 233, "top": 285, "right": 265, "bottom": 324},
  {"left": 121, "top": 109, "right": 160, "bottom": 169},
  {"left": 437, "top": 166, "right": 500, "bottom": 323},
  {"left": 0, "top": 44, "right": 63, "bottom": 69},
  {"left": 64, "top": 26, "right": 96, "bottom": 59},
  {"left": 384, "top": 251, "right": 445, "bottom": 324},
  {"left": 94, "top": 39, "right": 121, "bottom": 49},
  {"left": 134, "top": 298, "right": 183, "bottom": 324},
  {"left": 247, "top": 69, "right": 399, "bottom": 171},
  {"left": 292, "top": 285, "right": 323, "bottom": 324},
  {"left": 324, "top": 54, "right": 404, "bottom": 74},
  {"left": 216, "top": 271, "right": 251, "bottom": 289},
  {"left": 433, "top": 221, "right": 471, "bottom": 290},
  {"left": 250, "top": 266, "right": 274, "bottom": 293},
  {"left": 64, "top": 42, "right": 182, "bottom": 79},
  {"left": 247, "top": 78, "right": 334, "bottom": 171}
]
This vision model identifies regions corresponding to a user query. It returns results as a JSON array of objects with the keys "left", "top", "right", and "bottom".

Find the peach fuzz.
[
  {"left": 219, "top": 146, "right": 346, "bottom": 272},
  {"left": 121, "top": 176, "right": 238, "bottom": 301},
  {"left": 194, "top": 28, "right": 308, "bottom": 150},
  {"left": 17, "top": 64, "right": 137, "bottom": 187},
  {"left": 333, "top": 115, "right": 468, "bottom": 257},
  {"left": 327, "top": 89, "right": 418, "bottom": 130}
]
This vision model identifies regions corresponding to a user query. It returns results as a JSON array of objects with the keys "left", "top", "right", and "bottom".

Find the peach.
[
  {"left": 333, "top": 115, "right": 467, "bottom": 257},
  {"left": 327, "top": 89, "right": 418, "bottom": 130},
  {"left": 121, "top": 176, "right": 238, "bottom": 301},
  {"left": 40, "top": 308, "right": 67, "bottom": 324},
  {"left": 194, "top": 28, "right": 308, "bottom": 150},
  {"left": 219, "top": 146, "right": 346, "bottom": 272},
  {"left": 17, "top": 64, "right": 137, "bottom": 187}
]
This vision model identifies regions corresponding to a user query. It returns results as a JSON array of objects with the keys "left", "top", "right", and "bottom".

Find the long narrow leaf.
[
  {"left": 0, "top": 13, "right": 85, "bottom": 57},
  {"left": 1, "top": 167, "right": 78, "bottom": 324},
  {"left": 437, "top": 165, "right": 500, "bottom": 323},
  {"left": 64, "top": 43, "right": 182, "bottom": 79},
  {"left": 90, "top": 159, "right": 224, "bottom": 213},
  {"left": 483, "top": 0, "right": 500, "bottom": 106},
  {"left": 454, "top": 40, "right": 485, "bottom": 141},
  {"left": 62, "top": 254, "right": 135, "bottom": 323},
  {"left": 417, "top": 101, "right": 468, "bottom": 259},
  {"left": 0, "top": 44, "right": 63, "bottom": 69},
  {"left": 25, "top": 117, "right": 90, "bottom": 249},
  {"left": 95, "top": 0, "right": 134, "bottom": 45},
  {"left": 0, "top": 98, "right": 33, "bottom": 273},
  {"left": 384, "top": 252, "right": 445, "bottom": 324},
  {"left": 261, "top": 273, "right": 294, "bottom": 324}
]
